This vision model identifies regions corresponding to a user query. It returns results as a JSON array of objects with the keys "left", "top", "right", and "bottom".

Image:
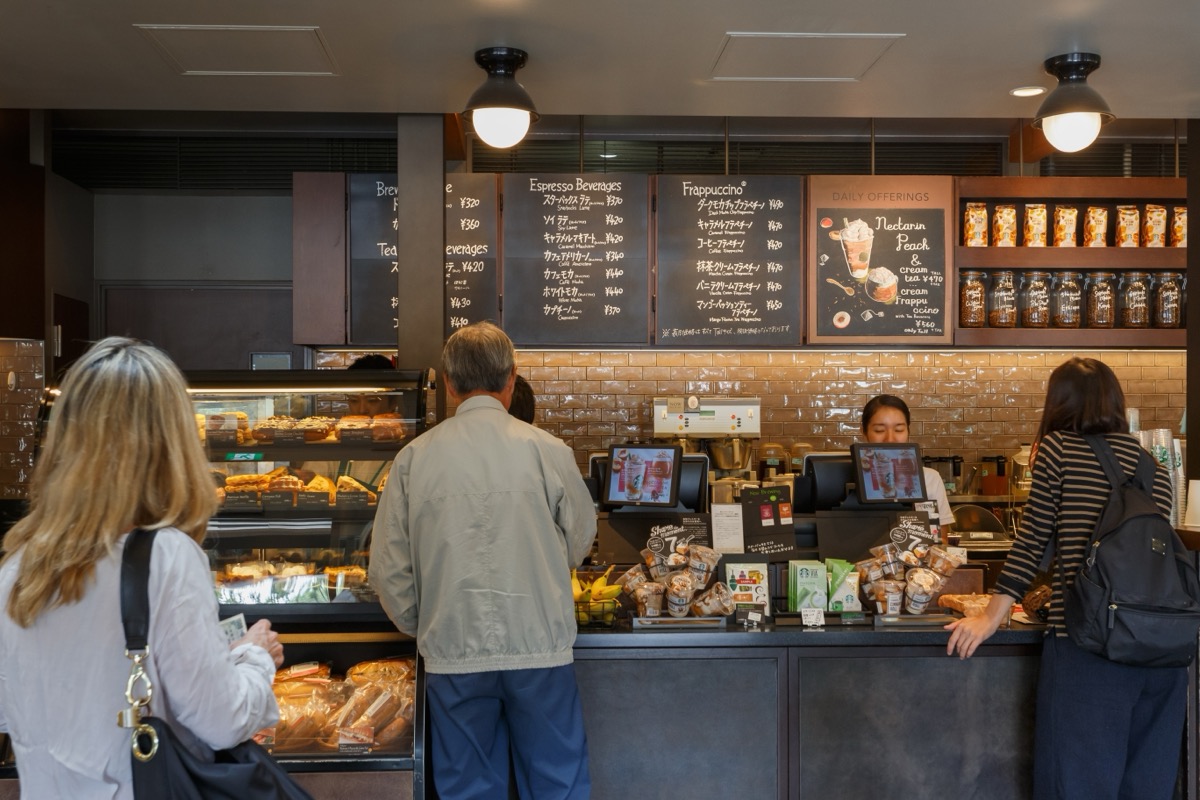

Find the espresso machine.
[{"left": 652, "top": 396, "right": 761, "bottom": 503}]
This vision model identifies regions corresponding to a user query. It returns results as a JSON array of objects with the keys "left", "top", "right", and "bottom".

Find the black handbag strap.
[{"left": 121, "top": 528, "right": 158, "bottom": 652}]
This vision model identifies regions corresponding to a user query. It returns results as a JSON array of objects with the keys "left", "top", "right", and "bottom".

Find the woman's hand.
[
  {"left": 944, "top": 593, "right": 1014, "bottom": 660},
  {"left": 232, "top": 618, "right": 284, "bottom": 668}
]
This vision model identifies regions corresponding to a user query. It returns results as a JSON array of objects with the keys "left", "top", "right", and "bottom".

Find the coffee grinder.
[{"left": 652, "top": 396, "right": 761, "bottom": 503}]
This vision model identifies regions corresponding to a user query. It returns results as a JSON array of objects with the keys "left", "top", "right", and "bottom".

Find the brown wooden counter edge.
[{"left": 1175, "top": 526, "right": 1200, "bottom": 551}]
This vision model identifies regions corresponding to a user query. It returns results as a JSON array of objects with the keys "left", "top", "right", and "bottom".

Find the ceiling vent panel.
[{"left": 711, "top": 33, "right": 904, "bottom": 81}]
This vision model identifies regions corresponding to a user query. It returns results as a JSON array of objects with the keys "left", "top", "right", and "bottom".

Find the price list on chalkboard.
[
  {"left": 500, "top": 174, "right": 650, "bottom": 345},
  {"left": 655, "top": 176, "right": 802, "bottom": 346},
  {"left": 444, "top": 174, "right": 499, "bottom": 336},
  {"left": 807, "top": 176, "right": 953, "bottom": 345},
  {"left": 348, "top": 173, "right": 399, "bottom": 345}
]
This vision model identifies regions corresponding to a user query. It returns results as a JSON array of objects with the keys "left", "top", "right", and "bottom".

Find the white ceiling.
[{"left": 1, "top": 0, "right": 1195, "bottom": 141}]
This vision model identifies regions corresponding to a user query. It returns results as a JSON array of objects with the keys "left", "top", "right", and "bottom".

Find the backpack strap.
[{"left": 1083, "top": 433, "right": 1157, "bottom": 495}]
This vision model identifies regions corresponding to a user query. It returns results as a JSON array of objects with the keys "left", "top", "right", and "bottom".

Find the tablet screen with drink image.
[
  {"left": 603, "top": 444, "right": 682, "bottom": 509},
  {"left": 850, "top": 443, "right": 928, "bottom": 504}
]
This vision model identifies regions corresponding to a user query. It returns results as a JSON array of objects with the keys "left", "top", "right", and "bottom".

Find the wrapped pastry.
[
  {"left": 346, "top": 657, "right": 415, "bottom": 686},
  {"left": 690, "top": 580, "right": 735, "bottom": 617},
  {"left": 938, "top": 593, "right": 992, "bottom": 618}
]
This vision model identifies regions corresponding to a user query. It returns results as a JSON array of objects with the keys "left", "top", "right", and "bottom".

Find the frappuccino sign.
[{"left": 807, "top": 176, "right": 953, "bottom": 344}]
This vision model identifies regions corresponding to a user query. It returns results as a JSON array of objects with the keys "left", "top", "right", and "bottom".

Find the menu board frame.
[
  {"left": 806, "top": 175, "right": 954, "bottom": 345},
  {"left": 655, "top": 175, "right": 803, "bottom": 348},
  {"left": 348, "top": 173, "right": 400, "bottom": 346},
  {"left": 500, "top": 173, "right": 652, "bottom": 346},
  {"left": 443, "top": 173, "right": 501, "bottom": 336}
]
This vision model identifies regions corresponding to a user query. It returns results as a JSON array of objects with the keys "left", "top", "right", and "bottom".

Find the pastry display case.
[{"left": 187, "top": 368, "right": 432, "bottom": 775}]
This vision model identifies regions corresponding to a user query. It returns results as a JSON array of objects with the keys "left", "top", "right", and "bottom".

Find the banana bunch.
[{"left": 572, "top": 567, "right": 621, "bottom": 625}]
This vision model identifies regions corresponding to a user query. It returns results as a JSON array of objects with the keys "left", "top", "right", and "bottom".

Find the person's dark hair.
[
  {"left": 509, "top": 375, "right": 535, "bottom": 424},
  {"left": 861, "top": 394, "right": 911, "bottom": 433},
  {"left": 348, "top": 354, "right": 394, "bottom": 370},
  {"left": 1036, "top": 357, "right": 1129, "bottom": 442},
  {"left": 442, "top": 321, "right": 514, "bottom": 395}
]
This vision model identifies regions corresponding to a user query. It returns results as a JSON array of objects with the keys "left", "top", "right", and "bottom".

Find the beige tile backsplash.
[{"left": 512, "top": 349, "right": 1187, "bottom": 470}]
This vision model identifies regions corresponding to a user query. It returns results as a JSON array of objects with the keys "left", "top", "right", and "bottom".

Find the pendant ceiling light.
[
  {"left": 1032, "top": 52, "right": 1114, "bottom": 153},
  {"left": 464, "top": 47, "right": 539, "bottom": 149}
]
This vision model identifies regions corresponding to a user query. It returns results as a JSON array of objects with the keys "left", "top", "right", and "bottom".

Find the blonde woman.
[{"left": 0, "top": 337, "right": 283, "bottom": 799}]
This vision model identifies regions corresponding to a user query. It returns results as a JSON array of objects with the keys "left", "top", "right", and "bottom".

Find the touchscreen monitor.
[
  {"left": 602, "top": 444, "right": 682, "bottom": 509},
  {"left": 850, "top": 443, "right": 927, "bottom": 504}
]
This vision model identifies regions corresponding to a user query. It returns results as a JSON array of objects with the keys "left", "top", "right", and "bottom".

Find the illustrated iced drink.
[
  {"left": 840, "top": 218, "right": 874, "bottom": 282},
  {"left": 624, "top": 456, "right": 647, "bottom": 501},
  {"left": 871, "top": 451, "right": 896, "bottom": 498}
]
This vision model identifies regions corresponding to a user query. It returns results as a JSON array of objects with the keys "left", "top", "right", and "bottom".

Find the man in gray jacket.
[{"left": 370, "top": 321, "right": 596, "bottom": 799}]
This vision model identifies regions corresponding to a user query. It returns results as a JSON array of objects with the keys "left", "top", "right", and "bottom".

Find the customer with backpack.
[{"left": 945, "top": 356, "right": 1188, "bottom": 800}]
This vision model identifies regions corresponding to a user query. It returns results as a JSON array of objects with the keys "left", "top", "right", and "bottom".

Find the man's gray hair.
[{"left": 442, "top": 321, "right": 515, "bottom": 394}]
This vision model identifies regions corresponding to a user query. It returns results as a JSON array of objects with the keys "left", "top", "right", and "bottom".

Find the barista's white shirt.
[{"left": 923, "top": 466, "right": 954, "bottom": 526}]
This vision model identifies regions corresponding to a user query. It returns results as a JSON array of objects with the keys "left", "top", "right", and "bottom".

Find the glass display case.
[{"left": 187, "top": 368, "right": 431, "bottom": 773}]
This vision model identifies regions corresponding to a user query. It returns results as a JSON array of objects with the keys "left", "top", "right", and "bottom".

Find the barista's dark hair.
[
  {"left": 442, "top": 321, "right": 514, "bottom": 395},
  {"left": 509, "top": 375, "right": 536, "bottom": 424},
  {"left": 861, "top": 394, "right": 911, "bottom": 433},
  {"left": 1036, "top": 357, "right": 1128, "bottom": 442},
  {"left": 348, "top": 354, "right": 394, "bottom": 370}
]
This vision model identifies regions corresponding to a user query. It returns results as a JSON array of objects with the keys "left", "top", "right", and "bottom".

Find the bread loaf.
[{"left": 937, "top": 593, "right": 991, "bottom": 617}]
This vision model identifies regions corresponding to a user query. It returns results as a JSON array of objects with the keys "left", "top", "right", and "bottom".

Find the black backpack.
[{"left": 1057, "top": 435, "right": 1200, "bottom": 667}]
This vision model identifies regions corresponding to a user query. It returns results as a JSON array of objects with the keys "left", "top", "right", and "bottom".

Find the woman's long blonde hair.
[{"left": 4, "top": 337, "right": 216, "bottom": 627}]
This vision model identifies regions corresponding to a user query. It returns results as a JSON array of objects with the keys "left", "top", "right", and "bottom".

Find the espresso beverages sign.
[
  {"left": 501, "top": 174, "right": 651, "bottom": 345},
  {"left": 348, "top": 173, "right": 400, "bottom": 345},
  {"left": 656, "top": 176, "right": 802, "bottom": 346},
  {"left": 807, "top": 176, "right": 953, "bottom": 344},
  {"left": 443, "top": 174, "right": 499, "bottom": 336}
]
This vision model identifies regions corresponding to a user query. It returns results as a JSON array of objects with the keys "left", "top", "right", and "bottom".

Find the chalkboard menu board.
[
  {"left": 348, "top": 173, "right": 399, "bottom": 345},
  {"left": 655, "top": 176, "right": 802, "bottom": 346},
  {"left": 807, "top": 176, "right": 953, "bottom": 344},
  {"left": 501, "top": 174, "right": 651, "bottom": 345},
  {"left": 444, "top": 174, "right": 500, "bottom": 336}
]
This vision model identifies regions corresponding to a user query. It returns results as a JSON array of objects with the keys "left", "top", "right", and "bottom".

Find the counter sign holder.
[{"left": 806, "top": 176, "right": 953, "bottom": 345}]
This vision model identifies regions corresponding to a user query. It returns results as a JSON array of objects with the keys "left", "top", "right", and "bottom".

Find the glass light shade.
[
  {"left": 1039, "top": 111, "right": 1103, "bottom": 153},
  {"left": 471, "top": 107, "right": 532, "bottom": 149}
]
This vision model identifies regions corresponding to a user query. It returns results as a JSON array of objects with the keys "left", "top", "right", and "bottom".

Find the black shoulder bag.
[{"left": 120, "top": 528, "right": 314, "bottom": 800}]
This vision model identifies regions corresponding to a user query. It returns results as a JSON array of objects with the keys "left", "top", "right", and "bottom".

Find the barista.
[{"left": 861, "top": 394, "right": 954, "bottom": 536}]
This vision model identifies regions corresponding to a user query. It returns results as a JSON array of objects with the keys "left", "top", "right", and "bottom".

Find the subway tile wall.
[
  {"left": 511, "top": 349, "right": 1187, "bottom": 470},
  {"left": 0, "top": 340, "right": 45, "bottom": 500}
]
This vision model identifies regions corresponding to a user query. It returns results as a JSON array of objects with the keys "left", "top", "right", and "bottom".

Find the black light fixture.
[
  {"left": 464, "top": 47, "right": 539, "bottom": 149},
  {"left": 1032, "top": 52, "right": 1115, "bottom": 153}
]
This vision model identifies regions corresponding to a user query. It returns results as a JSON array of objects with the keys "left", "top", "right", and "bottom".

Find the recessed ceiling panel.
[
  {"left": 711, "top": 32, "right": 904, "bottom": 82},
  {"left": 135, "top": 25, "right": 339, "bottom": 76}
]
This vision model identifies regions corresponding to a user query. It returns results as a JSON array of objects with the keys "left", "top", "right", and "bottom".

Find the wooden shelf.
[
  {"left": 951, "top": 176, "right": 1187, "bottom": 348},
  {"left": 955, "top": 245, "right": 1185, "bottom": 270},
  {"left": 957, "top": 176, "right": 1185, "bottom": 201},
  {"left": 954, "top": 327, "right": 1185, "bottom": 348}
]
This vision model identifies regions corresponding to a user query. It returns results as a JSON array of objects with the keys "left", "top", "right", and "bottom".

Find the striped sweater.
[{"left": 994, "top": 431, "right": 1173, "bottom": 635}]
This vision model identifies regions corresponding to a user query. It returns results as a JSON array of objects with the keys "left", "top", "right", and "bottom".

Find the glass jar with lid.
[
  {"left": 987, "top": 270, "right": 1017, "bottom": 328},
  {"left": 1085, "top": 272, "right": 1117, "bottom": 328},
  {"left": 1050, "top": 271, "right": 1083, "bottom": 328},
  {"left": 1118, "top": 271, "right": 1152, "bottom": 328},
  {"left": 1153, "top": 272, "right": 1185, "bottom": 328},
  {"left": 959, "top": 270, "right": 987, "bottom": 328},
  {"left": 1018, "top": 271, "right": 1051, "bottom": 328}
]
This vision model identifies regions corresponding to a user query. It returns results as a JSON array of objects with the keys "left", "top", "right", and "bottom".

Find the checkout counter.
[{"left": 581, "top": 448, "right": 1043, "bottom": 800}]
